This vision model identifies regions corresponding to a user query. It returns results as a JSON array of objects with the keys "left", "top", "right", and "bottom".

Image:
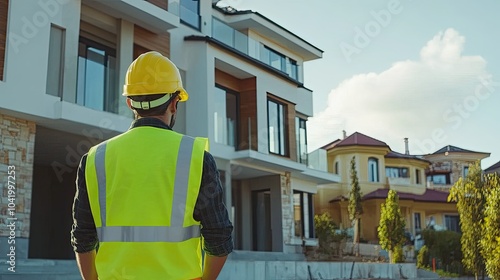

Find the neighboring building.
[
  {"left": 484, "top": 160, "right": 500, "bottom": 175},
  {"left": 424, "top": 145, "right": 490, "bottom": 191},
  {"left": 0, "top": 0, "right": 338, "bottom": 263},
  {"left": 312, "top": 132, "right": 488, "bottom": 243}
]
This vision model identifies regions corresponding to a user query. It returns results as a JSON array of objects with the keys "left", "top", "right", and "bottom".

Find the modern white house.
[{"left": 0, "top": 0, "right": 339, "bottom": 266}]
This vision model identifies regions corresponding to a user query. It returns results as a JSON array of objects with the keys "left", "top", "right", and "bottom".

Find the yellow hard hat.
[{"left": 122, "top": 51, "right": 189, "bottom": 102}]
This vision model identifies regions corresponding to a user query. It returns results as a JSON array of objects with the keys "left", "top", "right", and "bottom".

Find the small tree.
[
  {"left": 378, "top": 189, "right": 406, "bottom": 263},
  {"left": 348, "top": 156, "right": 363, "bottom": 256},
  {"left": 448, "top": 161, "right": 486, "bottom": 280},
  {"left": 481, "top": 173, "right": 500, "bottom": 279}
]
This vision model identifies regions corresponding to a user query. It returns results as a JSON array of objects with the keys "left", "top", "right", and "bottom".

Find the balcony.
[
  {"left": 426, "top": 181, "right": 452, "bottom": 191},
  {"left": 211, "top": 17, "right": 302, "bottom": 83},
  {"left": 387, "top": 177, "right": 411, "bottom": 186},
  {"left": 83, "top": 0, "right": 180, "bottom": 33}
]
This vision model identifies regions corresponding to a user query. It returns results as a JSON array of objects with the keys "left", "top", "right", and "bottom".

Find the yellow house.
[{"left": 314, "top": 132, "right": 489, "bottom": 243}]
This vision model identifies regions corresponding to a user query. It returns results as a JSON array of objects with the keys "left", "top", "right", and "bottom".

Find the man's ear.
[
  {"left": 126, "top": 98, "right": 132, "bottom": 109},
  {"left": 169, "top": 96, "right": 180, "bottom": 114}
]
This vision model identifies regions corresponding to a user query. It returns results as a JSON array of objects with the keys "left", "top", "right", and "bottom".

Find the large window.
[
  {"left": 294, "top": 191, "right": 314, "bottom": 238},
  {"left": 445, "top": 215, "right": 460, "bottom": 233},
  {"left": 368, "top": 157, "right": 379, "bottom": 182},
  {"left": 214, "top": 85, "right": 238, "bottom": 147},
  {"left": 180, "top": 0, "right": 200, "bottom": 30},
  {"left": 385, "top": 167, "right": 409, "bottom": 178},
  {"left": 268, "top": 99, "right": 287, "bottom": 156},
  {"left": 46, "top": 25, "right": 65, "bottom": 98},
  {"left": 77, "top": 37, "right": 117, "bottom": 113},
  {"left": 295, "top": 117, "right": 307, "bottom": 164}
]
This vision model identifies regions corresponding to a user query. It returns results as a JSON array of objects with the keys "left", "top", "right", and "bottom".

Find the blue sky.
[{"left": 221, "top": 0, "right": 500, "bottom": 169}]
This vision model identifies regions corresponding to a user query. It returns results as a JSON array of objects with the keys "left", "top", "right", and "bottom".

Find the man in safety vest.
[{"left": 71, "top": 51, "right": 233, "bottom": 280}]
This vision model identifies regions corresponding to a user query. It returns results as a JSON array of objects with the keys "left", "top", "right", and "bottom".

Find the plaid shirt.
[{"left": 71, "top": 118, "right": 233, "bottom": 256}]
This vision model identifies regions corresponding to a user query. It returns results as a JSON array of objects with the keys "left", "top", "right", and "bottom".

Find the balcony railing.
[
  {"left": 387, "top": 177, "right": 411, "bottom": 186},
  {"left": 211, "top": 17, "right": 301, "bottom": 83},
  {"left": 426, "top": 181, "right": 452, "bottom": 191}
]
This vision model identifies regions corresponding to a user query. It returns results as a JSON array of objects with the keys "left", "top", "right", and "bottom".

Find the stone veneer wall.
[
  {"left": 281, "top": 172, "right": 293, "bottom": 245},
  {"left": 0, "top": 113, "right": 35, "bottom": 239}
]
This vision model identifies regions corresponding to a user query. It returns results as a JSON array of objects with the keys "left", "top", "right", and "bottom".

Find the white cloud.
[{"left": 308, "top": 28, "right": 495, "bottom": 155}]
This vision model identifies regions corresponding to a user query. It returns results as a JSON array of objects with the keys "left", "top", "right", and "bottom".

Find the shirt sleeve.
[
  {"left": 194, "top": 151, "right": 234, "bottom": 257},
  {"left": 71, "top": 154, "right": 99, "bottom": 253}
]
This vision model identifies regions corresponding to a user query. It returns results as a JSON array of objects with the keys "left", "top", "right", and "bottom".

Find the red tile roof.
[
  {"left": 385, "top": 151, "right": 431, "bottom": 164},
  {"left": 334, "top": 132, "right": 389, "bottom": 148},
  {"left": 362, "top": 188, "right": 452, "bottom": 203}
]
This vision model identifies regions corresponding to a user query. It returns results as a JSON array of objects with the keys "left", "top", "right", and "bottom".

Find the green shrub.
[{"left": 417, "top": 245, "right": 429, "bottom": 268}]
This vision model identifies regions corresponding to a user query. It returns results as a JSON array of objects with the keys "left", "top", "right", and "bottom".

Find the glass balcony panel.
[
  {"left": 180, "top": 5, "right": 200, "bottom": 29},
  {"left": 234, "top": 31, "right": 248, "bottom": 54},
  {"left": 213, "top": 18, "right": 234, "bottom": 47},
  {"left": 168, "top": 0, "right": 179, "bottom": 15}
]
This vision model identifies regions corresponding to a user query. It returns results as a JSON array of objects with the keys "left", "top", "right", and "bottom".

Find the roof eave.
[{"left": 219, "top": 12, "right": 323, "bottom": 61}]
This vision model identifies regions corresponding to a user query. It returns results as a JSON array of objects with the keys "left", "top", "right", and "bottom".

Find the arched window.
[{"left": 368, "top": 157, "right": 379, "bottom": 182}]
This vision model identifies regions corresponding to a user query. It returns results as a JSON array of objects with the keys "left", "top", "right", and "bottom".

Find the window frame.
[
  {"left": 385, "top": 166, "right": 410, "bottom": 178},
  {"left": 214, "top": 84, "right": 240, "bottom": 147},
  {"left": 444, "top": 214, "right": 460, "bottom": 233},
  {"left": 267, "top": 98, "right": 288, "bottom": 156},
  {"left": 295, "top": 116, "right": 308, "bottom": 165},
  {"left": 368, "top": 157, "right": 379, "bottom": 182},
  {"left": 76, "top": 36, "right": 118, "bottom": 113},
  {"left": 46, "top": 24, "right": 66, "bottom": 98},
  {"left": 293, "top": 190, "right": 314, "bottom": 239}
]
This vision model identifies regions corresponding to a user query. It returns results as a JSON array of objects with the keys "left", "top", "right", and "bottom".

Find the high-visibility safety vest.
[{"left": 85, "top": 126, "right": 208, "bottom": 280}]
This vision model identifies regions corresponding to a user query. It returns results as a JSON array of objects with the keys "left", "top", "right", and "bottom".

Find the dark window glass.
[
  {"left": 290, "top": 60, "right": 298, "bottom": 80},
  {"left": 47, "top": 25, "right": 65, "bottom": 98}
]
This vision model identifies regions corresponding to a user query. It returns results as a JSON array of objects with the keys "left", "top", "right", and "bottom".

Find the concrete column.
[{"left": 117, "top": 19, "right": 134, "bottom": 117}]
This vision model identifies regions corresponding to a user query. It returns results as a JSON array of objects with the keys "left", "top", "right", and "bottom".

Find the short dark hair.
[{"left": 129, "top": 94, "right": 169, "bottom": 117}]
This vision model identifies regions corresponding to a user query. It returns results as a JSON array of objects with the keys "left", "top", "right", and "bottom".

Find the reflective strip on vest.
[{"left": 93, "top": 135, "right": 200, "bottom": 242}]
